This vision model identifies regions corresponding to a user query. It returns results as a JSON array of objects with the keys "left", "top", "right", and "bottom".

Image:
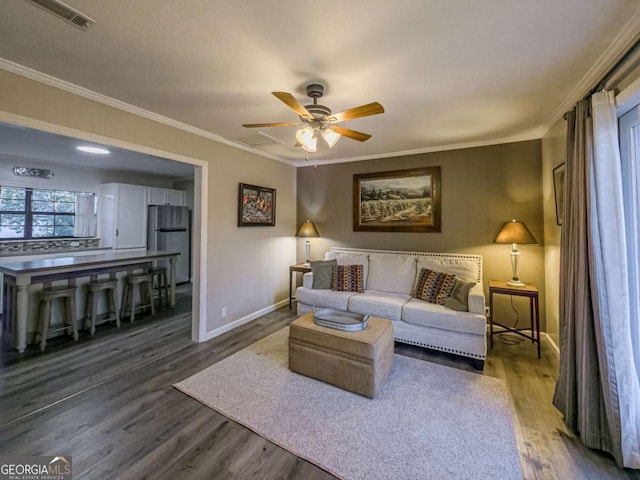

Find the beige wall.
[
  {"left": 0, "top": 69, "right": 297, "bottom": 335},
  {"left": 298, "top": 140, "right": 548, "bottom": 331},
  {"left": 541, "top": 119, "right": 565, "bottom": 347}
]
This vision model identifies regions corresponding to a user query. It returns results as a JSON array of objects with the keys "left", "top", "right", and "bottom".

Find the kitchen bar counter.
[
  {"left": 0, "top": 250, "right": 180, "bottom": 352},
  {"left": 0, "top": 246, "right": 112, "bottom": 258}
]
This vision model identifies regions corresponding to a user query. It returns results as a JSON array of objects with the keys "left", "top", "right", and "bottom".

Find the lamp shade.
[
  {"left": 493, "top": 220, "right": 537, "bottom": 244},
  {"left": 296, "top": 220, "right": 320, "bottom": 238}
]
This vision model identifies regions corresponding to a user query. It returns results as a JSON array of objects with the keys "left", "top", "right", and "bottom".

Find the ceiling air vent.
[
  {"left": 235, "top": 131, "right": 283, "bottom": 147},
  {"left": 24, "top": 0, "right": 95, "bottom": 29}
]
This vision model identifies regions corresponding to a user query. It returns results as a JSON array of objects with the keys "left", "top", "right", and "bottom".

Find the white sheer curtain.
[
  {"left": 591, "top": 90, "right": 640, "bottom": 468},
  {"left": 73, "top": 193, "right": 96, "bottom": 237}
]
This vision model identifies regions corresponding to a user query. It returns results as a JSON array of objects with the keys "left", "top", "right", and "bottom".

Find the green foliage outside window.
[{"left": 0, "top": 186, "right": 93, "bottom": 239}]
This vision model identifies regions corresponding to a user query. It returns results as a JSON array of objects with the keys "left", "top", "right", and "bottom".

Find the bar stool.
[
  {"left": 120, "top": 273, "right": 155, "bottom": 322},
  {"left": 85, "top": 278, "right": 120, "bottom": 335},
  {"left": 38, "top": 285, "right": 78, "bottom": 351},
  {"left": 149, "top": 266, "right": 169, "bottom": 308}
]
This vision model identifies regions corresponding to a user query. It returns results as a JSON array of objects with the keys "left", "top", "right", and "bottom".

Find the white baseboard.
[
  {"left": 542, "top": 332, "right": 560, "bottom": 357},
  {"left": 202, "top": 299, "right": 289, "bottom": 342},
  {"left": 487, "top": 325, "right": 560, "bottom": 358}
]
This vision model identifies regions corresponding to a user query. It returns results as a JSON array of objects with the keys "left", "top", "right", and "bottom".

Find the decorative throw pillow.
[
  {"left": 414, "top": 268, "right": 457, "bottom": 305},
  {"left": 443, "top": 278, "right": 477, "bottom": 312},
  {"left": 331, "top": 264, "right": 364, "bottom": 293},
  {"left": 325, "top": 252, "right": 370, "bottom": 289},
  {"left": 310, "top": 259, "right": 337, "bottom": 289}
]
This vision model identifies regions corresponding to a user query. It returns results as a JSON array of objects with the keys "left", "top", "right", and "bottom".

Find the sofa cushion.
[
  {"left": 416, "top": 256, "right": 479, "bottom": 284},
  {"left": 310, "top": 259, "right": 337, "bottom": 289},
  {"left": 401, "top": 298, "right": 486, "bottom": 336},
  {"left": 414, "top": 268, "right": 457, "bottom": 305},
  {"left": 367, "top": 254, "right": 416, "bottom": 295},
  {"left": 296, "top": 287, "right": 358, "bottom": 311},
  {"left": 348, "top": 290, "right": 411, "bottom": 321},
  {"left": 332, "top": 264, "right": 365, "bottom": 293},
  {"left": 325, "top": 252, "right": 369, "bottom": 289},
  {"left": 467, "top": 283, "right": 486, "bottom": 315},
  {"left": 443, "top": 278, "right": 477, "bottom": 312}
]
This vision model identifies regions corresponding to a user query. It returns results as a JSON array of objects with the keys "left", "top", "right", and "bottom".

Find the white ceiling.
[
  {"left": 0, "top": 0, "right": 639, "bottom": 168},
  {"left": 0, "top": 121, "right": 195, "bottom": 178}
]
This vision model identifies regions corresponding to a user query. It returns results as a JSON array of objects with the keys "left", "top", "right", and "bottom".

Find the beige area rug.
[{"left": 174, "top": 328, "right": 522, "bottom": 480}]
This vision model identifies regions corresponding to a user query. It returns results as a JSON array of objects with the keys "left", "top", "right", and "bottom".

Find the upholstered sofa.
[{"left": 295, "top": 247, "right": 487, "bottom": 369}]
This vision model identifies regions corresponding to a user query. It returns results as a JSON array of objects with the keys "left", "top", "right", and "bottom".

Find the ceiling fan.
[{"left": 242, "top": 84, "right": 384, "bottom": 152}]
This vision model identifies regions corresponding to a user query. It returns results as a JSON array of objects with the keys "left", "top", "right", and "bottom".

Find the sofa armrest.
[
  {"left": 302, "top": 272, "right": 313, "bottom": 289},
  {"left": 468, "top": 283, "right": 485, "bottom": 315}
]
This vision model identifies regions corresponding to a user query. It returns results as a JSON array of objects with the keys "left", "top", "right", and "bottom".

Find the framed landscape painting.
[
  {"left": 238, "top": 183, "right": 276, "bottom": 226},
  {"left": 353, "top": 166, "right": 441, "bottom": 232}
]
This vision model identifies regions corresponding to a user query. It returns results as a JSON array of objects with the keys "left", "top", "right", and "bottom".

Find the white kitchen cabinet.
[
  {"left": 147, "top": 187, "right": 186, "bottom": 206},
  {"left": 101, "top": 183, "right": 148, "bottom": 249}
]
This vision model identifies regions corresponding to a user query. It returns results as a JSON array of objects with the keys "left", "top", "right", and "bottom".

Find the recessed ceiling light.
[{"left": 76, "top": 145, "right": 110, "bottom": 154}]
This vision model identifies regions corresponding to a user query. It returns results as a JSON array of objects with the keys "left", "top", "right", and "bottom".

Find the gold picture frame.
[{"left": 353, "top": 167, "right": 441, "bottom": 232}]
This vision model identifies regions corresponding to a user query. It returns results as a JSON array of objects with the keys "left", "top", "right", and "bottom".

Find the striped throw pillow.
[
  {"left": 331, "top": 264, "right": 364, "bottom": 293},
  {"left": 414, "top": 268, "right": 457, "bottom": 305}
]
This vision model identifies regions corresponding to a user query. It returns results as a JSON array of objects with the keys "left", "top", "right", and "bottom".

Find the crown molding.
[
  {"left": 540, "top": 6, "right": 640, "bottom": 137},
  {"left": 0, "top": 58, "right": 548, "bottom": 169},
  {"left": 0, "top": 58, "right": 294, "bottom": 165},
  {"left": 290, "top": 130, "right": 546, "bottom": 167}
]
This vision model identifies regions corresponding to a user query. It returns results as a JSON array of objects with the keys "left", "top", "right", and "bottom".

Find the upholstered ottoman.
[{"left": 289, "top": 312, "right": 394, "bottom": 398}]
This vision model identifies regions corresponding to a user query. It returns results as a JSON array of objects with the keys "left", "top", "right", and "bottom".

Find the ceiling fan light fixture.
[
  {"left": 321, "top": 128, "right": 341, "bottom": 148},
  {"left": 296, "top": 126, "right": 314, "bottom": 145},
  {"left": 302, "top": 135, "right": 318, "bottom": 153},
  {"left": 243, "top": 85, "right": 384, "bottom": 151}
]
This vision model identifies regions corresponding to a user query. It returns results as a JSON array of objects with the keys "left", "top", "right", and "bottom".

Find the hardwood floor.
[{"left": 1, "top": 293, "right": 638, "bottom": 479}]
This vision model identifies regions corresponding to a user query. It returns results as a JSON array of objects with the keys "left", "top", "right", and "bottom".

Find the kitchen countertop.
[
  {"left": 0, "top": 249, "right": 181, "bottom": 353},
  {"left": 0, "top": 250, "right": 180, "bottom": 275},
  {"left": 0, "top": 246, "right": 112, "bottom": 258}
]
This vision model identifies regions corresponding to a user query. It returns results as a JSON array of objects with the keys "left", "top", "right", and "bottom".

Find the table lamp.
[
  {"left": 493, "top": 220, "right": 537, "bottom": 286},
  {"left": 296, "top": 220, "right": 320, "bottom": 266}
]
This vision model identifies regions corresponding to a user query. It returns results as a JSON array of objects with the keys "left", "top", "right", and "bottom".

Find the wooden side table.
[
  {"left": 488, "top": 280, "right": 540, "bottom": 358},
  {"left": 289, "top": 263, "right": 312, "bottom": 310}
]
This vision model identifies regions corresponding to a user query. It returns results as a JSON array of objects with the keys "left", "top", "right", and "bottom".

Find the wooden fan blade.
[
  {"left": 242, "top": 122, "right": 302, "bottom": 128},
  {"left": 328, "top": 125, "right": 372, "bottom": 142},
  {"left": 327, "top": 102, "right": 384, "bottom": 123},
  {"left": 272, "top": 92, "right": 314, "bottom": 120}
]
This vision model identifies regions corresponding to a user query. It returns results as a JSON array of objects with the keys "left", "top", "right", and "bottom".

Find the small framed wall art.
[
  {"left": 353, "top": 166, "right": 441, "bottom": 232},
  {"left": 238, "top": 183, "right": 276, "bottom": 226}
]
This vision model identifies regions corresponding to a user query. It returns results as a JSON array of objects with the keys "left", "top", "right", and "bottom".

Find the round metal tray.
[{"left": 312, "top": 308, "right": 368, "bottom": 331}]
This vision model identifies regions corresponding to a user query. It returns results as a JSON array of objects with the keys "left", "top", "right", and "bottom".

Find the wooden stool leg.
[
  {"left": 129, "top": 284, "right": 136, "bottom": 323},
  {"left": 124, "top": 283, "right": 131, "bottom": 322},
  {"left": 153, "top": 275, "right": 159, "bottom": 307},
  {"left": 148, "top": 281, "right": 155, "bottom": 315},
  {"left": 40, "top": 300, "right": 51, "bottom": 351},
  {"left": 120, "top": 283, "right": 129, "bottom": 320},
  {"left": 163, "top": 273, "right": 169, "bottom": 305},
  {"left": 109, "top": 288, "right": 121, "bottom": 328},
  {"left": 90, "top": 291, "right": 99, "bottom": 335},
  {"left": 84, "top": 291, "right": 93, "bottom": 332},
  {"left": 68, "top": 295, "right": 78, "bottom": 341}
]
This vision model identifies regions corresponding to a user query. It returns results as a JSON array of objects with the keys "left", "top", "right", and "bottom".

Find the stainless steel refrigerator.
[{"left": 147, "top": 205, "right": 190, "bottom": 284}]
